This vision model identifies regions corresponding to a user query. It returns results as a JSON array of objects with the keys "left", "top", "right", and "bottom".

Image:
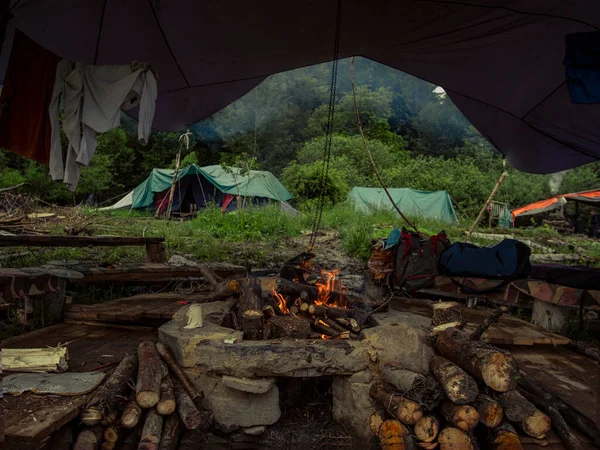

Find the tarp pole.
[
  {"left": 466, "top": 171, "right": 508, "bottom": 242},
  {"left": 161, "top": 130, "right": 191, "bottom": 219}
]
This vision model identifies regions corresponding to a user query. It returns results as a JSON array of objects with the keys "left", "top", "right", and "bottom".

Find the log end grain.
[
  {"left": 481, "top": 352, "right": 518, "bottom": 393},
  {"left": 414, "top": 415, "right": 440, "bottom": 443},
  {"left": 378, "top": 420, "right": 410, "bottom": 450},
  {"left": 438, "top": 427, "right": 474, "bottom": 450},
  {"left": 369, "top": 411, "right": 384, "bottom": 437},
  {"left": 522, "top": 409, "right": 551, "bottom": 439}
]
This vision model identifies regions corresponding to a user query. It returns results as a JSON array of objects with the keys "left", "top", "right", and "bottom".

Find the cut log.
[
  {"left": 427, "top": 322, "right": 465, "bottom": 339},
  {"left": 323, "top": 317, "right": 347, "bottom": 333},
  {"left": 497, "top": 390, "right": 535, "bottom": 422},
  {"left": 310, "top": 319, "right": 339, "bottom": 338},
  {"left": 518, "top": 371, "right": 600, "bottom": 446},
  {"left": 158, "top": 414, "right": 182, "bottom": 450},
  {"left": 103, "top": 423, "right": 121, "bottom": 446},
  {"left": 136, "top": 342, "right": 163, "bottom": 408},
  {"left": 83, "top": 354, "right": 138, "bottom": 426},
  {"left": 269, "top": 315, "right": 310, "bottom": 338},
  {"left": 139, "top": 408, "right": 163, "bottom": 450},
  {"left": 263, "top": 305, "right": 276, "bottom": 319},
  {"left": 438, "top": 427, "right": 474, "bottom": 450},
  {"left": 469, "top": 306, "right": 507, "bottom": 341},
  {"left": 101, "top": 409, "right": 120, "bottom": 427},
  {"left": 378, "top": 419, "right": 415, "bottom": 450},
  {"left": 436, "top": 328, "right": 518, "bottom": 392},
  {"left": 521, "top": 408, "right": 551, "bottom": 440},
  {"left": 491, "top": 422, "right": 523, "bottom": 450},
  {"left": 369, "top": 383, "right": 423, "bottom": 425},
  {"left": 74, "top": 425, "right": 104, "bottom": 450},
  {"left": 174, "top": 381, "right": 203, "bottom": 430},
  {"left": 432, "top": 302, "right": 462, "bottom": 327},
  {"left": 299, "top": 302, "right": 310, "bottom": 314},
  {"left": 195, "top": 279, "right": 240, "bottom": 303},
  {"left": 431, "top": 356, "right": 478, "bottom": 404},
  {"left": 381, "top": 363, "right": 443, "bottom": 411},
  {"left": 414, "top": 416, "right": 440, "bottom": 443},
  {"left": 474, "top": 394, "right": 503, "bottom": 428},
  {"left": 238, "top": 277, "right": 263, "bottom": 312},
  {"left": 241, "top": 309, "right": 264, "bottom": 340},
  {"left": 416, "top": 444, "right": 438, "bottom": 450},
  {"left": 121, "top": 394, "right": 143, "bottom": 429},
  {"left": 156, "top": 342, "right": 200, "bottom": 402},
  {"left": 308, "top": 303, "right": 354, "bottom": 319},
  {"left": 157, "top": 375, "right": 176, "bottom": 415},
  {"left": 3, "top": 346, "right": 69, "bottom": 372},
  {"left": 441, "top": 401, "right": 479, "bottom": 431},
  {"left": 370, "top": 411, "right": 385, "bottom": 436}
]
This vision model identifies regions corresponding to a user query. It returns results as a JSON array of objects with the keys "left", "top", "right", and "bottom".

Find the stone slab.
[
  {"left": 3, "top": 372, "right": 106, "bottom": 396},
  {"left": 370, "top": 310, "right": 431, "bottom": 330},
  {"left": 332, "top": 376, "right": 377, "bottom": 446},
  {"left": 173, "top": 299, "right": 235, "bottom": 326},
  {"left": 222, "top": 376, "right": 276, "bottom": 394},
  {"left": 243, "top": 426, "right": 267, "bottom": 436}
]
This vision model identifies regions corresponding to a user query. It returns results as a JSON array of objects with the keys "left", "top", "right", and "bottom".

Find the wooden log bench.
[{"left": 0, "top": 235, "right": 166, "bottom": 263}]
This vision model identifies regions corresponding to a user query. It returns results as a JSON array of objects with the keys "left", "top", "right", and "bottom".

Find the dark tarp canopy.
[{"left": 2, "top": 0, "right": 600, "bottom": 173}]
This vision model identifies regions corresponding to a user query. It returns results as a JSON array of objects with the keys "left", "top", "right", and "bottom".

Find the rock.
[
  {"left": 243, "top": 426, "right": 266, "bottom": 436},
  {"left": 370, "top": 310, "right": 431, "bottom": 330},
  {"left": 168, "top": 255, "right": 198, "bottom": 266},
  {"left": 332, "top": 376, "right": 377, "bottom": 446},
  {"left": 159, "top": 321, "right": 243, "bottom": 367},
  {"left": 173, "top": 299, "right": 235, "bottom": 326},
  {"left": 186, "top": 371, "right": 281, "bottom": 430},
  {"left": 349, "top": 370, "right": 373, "bottom": 384},
  {"left": 361, "top": 320, "right": 435, "bottom": 375},
  {"left": 222, "top": 376, "right": 276, "bottom": 394}
]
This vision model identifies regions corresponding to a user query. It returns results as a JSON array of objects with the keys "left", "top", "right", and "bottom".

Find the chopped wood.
[
  {"left": 497, "top": 390, "right": 535, "bottom": 422},
  {"left": 241, "top": 309, "right": 264, "bottom": 340},
  {"left": 83, "top": 354, "right": 138, "bottom": 426},
  {"left": 427, "top": 322, "right": 466, "bottom": 339},
  {"left": 521, "top": 408, "right": 552, "bottom": 440},
  {"left": 438, "top": 426, "right": 474, "bottom": 450},
  {"left": 74, "top": 425, "right": 104, "bottom": 450},
  {"left": 331, "top": 330, "right": 350, "bottom": 340},
  {"left": 474, "top": 394, "right": 503, "bottom": 428},
  {"left": 416, "top": 443, "right": 438, "bottom": 450},
  {"left": 101, "top": 409, "right": 119, "bottom": 426},
  {"left": 299, "top": 302, "right": 310, "bottom": 314},
  {"left": 81, "top": 407, "right": 104, "bottom": 427},
  {"left": 518, "top": 370, "right": 600, "bottom": 446},
  {"left": 441, "top": 401, "right": 479, "bottom": 431},
  {"left": 136, "top": 342, "right": 163, "bottom": 408},
  {"left": 414, "top": 416, "right": 440, "bottom": 443},
  {"left": 139, "top": 408, "right": 163, "bottom": 450},
  {"left": 432, "top": 302, "right": 462, "bottom": 327},
  {"left": 436, "top": 328, "right": 518, "bottom": 392},
  {"left": 308, "top": 304, "right": 354, "bottom": 319},
  {"left": 197, "top": 279, "right": 240, "bottom": 303},
  {"left": 369, "top": 382, "right": 423, "bottom": 425},
  {"left": 121, "top": 394, "right": 143, "bottom": 429},
  {"left": 198, "top": 266, "right": 221, "bottom": 287},
  {"left": 275, "top": 277, "right": 378, "bottom": 309},
  {"left": 3, "top": 346, "right": 69, "bottom": 372},
  {"left": 263, "top": 305, "right": 276, "bottom": 319},
  {"left": 378, "top": 419, "right": 415, "bottom": 450},
  {"left": 323, "top": 317, "right": 347, "bottom": 333},
  {"left": 158, "top": 414, "right": 182, "bottom": 450},
  {"left": 103, "top": 423, "right": 121, "bottom": 445},
  {"left": 431, "top": 356, "right": 478, "bottom": 404},
  {"left": 269, "top": 315, "right": 310, "bottom": 338},
  {"left": 157, "top": 375, "right": 176, "bottom": 415},
  {"left": 310, "top": 319, "right": 339, "bottom": 338},
  {"left": 174, "top": 381, "right": 203, "bottom": 430},
  {"left": 381, "top": 363, "right": 443, "bottom": 411},
  {"left": 370, "top": 411, "right": 385, "bottom": 436},
  {"left": 470, "top": 306, "right": 508, "bottom": 341},
  {"left": 491, "top": 422, "right": 523, "bottom": 450},
  {"left": 238, "top": 277, "right": 263, "bottom": 312},
  {"left": 156, "top": 342, "right": 200, "bottom": 402}
]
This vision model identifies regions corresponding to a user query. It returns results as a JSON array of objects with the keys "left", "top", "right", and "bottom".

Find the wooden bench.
[{"left": 0, "top": 235, "right": 166, "bottom": 263}]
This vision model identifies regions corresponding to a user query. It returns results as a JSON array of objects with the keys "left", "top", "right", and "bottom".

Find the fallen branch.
[{"left": 470, "top": 306, "right": 507, "bottom": 341}]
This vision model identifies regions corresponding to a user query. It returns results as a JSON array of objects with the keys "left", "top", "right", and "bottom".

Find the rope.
[{"left": 307, "top": 0, "right": 343, "bottom": 251}]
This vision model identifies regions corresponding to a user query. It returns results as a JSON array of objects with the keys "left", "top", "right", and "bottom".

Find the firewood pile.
[
  {"left": 368, "top": 301, "right": 600, "bottom": 450},
  {"left": 75, "top": 341, "right": 212, "bottom": 450},
  {"left": 0, "top": 190, "right": 47, "bottom": 234}
]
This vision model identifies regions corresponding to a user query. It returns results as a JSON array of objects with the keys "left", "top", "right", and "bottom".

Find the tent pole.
[
  {"left": 162, "top": 130, "right": 191, "bottom": 219},
  {"left": 465, "top": 171, "right": 508, "bottom": 242}
]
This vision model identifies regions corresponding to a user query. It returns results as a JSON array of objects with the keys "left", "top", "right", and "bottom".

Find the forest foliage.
[{"left": 1, "top": 57, "right": 598, "bottom": 217}]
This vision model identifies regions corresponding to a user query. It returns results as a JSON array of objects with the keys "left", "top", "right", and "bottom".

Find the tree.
[{"left": 280, "top": 160, "right": 349, "bottom": 204}]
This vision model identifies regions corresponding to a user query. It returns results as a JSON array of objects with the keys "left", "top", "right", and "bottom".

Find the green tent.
[{"left": 347, "top": 187, "right": 459, "bottom": 225}]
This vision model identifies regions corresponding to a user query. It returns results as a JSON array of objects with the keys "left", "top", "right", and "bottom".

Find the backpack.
[{"left": 392, "top": 228, "right": 450, "bottom": 291}]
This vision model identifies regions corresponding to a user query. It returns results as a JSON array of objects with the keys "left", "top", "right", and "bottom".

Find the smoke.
[{"left": 549, "top": 170, "right": 568, "bottom": 195}]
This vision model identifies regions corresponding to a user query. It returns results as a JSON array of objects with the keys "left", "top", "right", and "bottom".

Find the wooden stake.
[{"left": 466, "top": 171, "right": 508, "bottom": 242}]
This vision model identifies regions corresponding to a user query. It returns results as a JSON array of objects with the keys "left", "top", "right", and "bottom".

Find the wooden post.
[
  {"left": 466, "top": 171, "right": 508, "bottom": 242},
  {"left": 146, "top": 242, "right": 167, "bottom": 263}
]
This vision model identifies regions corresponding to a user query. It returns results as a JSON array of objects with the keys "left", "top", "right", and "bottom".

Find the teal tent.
[
  {"left": 347, "top": 187, "right": 459, "bottom": 225},
  {"left": 102, "top": 165, "right": 292, "bottom": 213}
]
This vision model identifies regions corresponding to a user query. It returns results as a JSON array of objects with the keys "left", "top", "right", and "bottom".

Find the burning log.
[
  {"left": 440, "top": 401, "right": 479, "bottom": 431},
  {"left": 82, "top": 354, "right": 138, "bottom": 426},
  {"left": 136, "top": 342, "right": 164, "bottom": 408},
  {"left": 336, "top": 317, "right": 361, "bottom": 332},
  {"left": 74, "top": 425, "right": 104, "bottom": 450},
  {"left": 521, "top": 408, "right": 552, "bottom": 440},
  {"left": 518, "top": 371, "right": 600, "bottom": 446},
  {"left": 378, "top": 419, "right": 415, "bottom": 450},
  {"left": 156, "top": 342, "right": 200, "bottom": 402},
  {"left": 474, "top": 394, "right": 503, "bottom": 428},
  {"left": 490, "top": 422, "right": 523, "bottom": 450},
  {"left": 139, "top": 408, "right": 163, "bottom": 450},
  {"left": 369, "top": 383, "right": 423, "bottom": 425},
  {"left": 431, "top": 302, "right": 462, "bottom": 327},
  {"left": 121, "top": 394, "right": 143, "bottom": 429},
  {"left": 497, "top": 390, "right": 535, "bottom": 422},
  {"left": 431, "top": 356, "right": 478, "bottom": 404},
  {"left": 174, "top": 381, "right": 203, "bottom": 430},
  {"left": 331, "top": 330, "right": 350, "bottom": 340},
  {"left": 310, "top": 319, "right": 339, "bottom": 338},
  {"left": 237, "top": 277, "right": 264, "bottom": 340},
  {"left": 241, "top": 310, "right": 264, "bottom": 340},
  {"left": 381, "top": 363, "right": 443, "bottom": 411},
  {"left": 414, "top": 416, "right": 440, "bottom": 443},
  {"left": 322, "top": 317, "right": 346, "bottom": 333},
  {"left": 438, "top": 426, "right": 474, "bottom": 450},
  {"left": 157, "top": 375, "right": 176, "bottom": 415},
  {"left": 276, "top": 277, "right": 376, "bottom": 309},
  {"left": 308, "top": 304, "right": 354, "bottom": 319},
  {"left": 436, "top": 328, "right": 518, "bottom": 392},
  {"left": 269, "top": 315, "right": 310, "bottom": 338},
  {"left": 158, "top": 414, "right": 182, "bottom": 450}
]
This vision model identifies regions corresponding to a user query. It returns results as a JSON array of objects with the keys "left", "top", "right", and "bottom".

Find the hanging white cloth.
[{"left": 49, "top": 60, "right": 157, "bottom": 191}]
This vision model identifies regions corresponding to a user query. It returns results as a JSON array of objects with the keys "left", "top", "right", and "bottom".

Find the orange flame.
[
  {"left": 315, "top": 269, "right": 341, "bottom": 306},
  {"left": 271, "top": 288, "right": 289, "bottom": 315},
  {"left": 320, "top": 334, "right": 330, "bottom": 340}
]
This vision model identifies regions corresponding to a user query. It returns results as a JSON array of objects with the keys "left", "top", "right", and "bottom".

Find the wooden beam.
[{"left": 0, "top": 235, "right": 164, "bottom": 247}]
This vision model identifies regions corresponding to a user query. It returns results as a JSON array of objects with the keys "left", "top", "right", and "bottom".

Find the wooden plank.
[{"left": 0, "top": 235, "right": 164, "bottom": 247}]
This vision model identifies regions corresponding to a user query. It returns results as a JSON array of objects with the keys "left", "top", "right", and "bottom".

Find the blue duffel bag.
[{"left": 438, "top": 239, "right": 531, "bottom": 279}]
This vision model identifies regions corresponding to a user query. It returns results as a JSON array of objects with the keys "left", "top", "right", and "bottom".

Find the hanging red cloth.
[
  {"left": 0, "top": 30, "right": 61, "bottom": 163},
  {"left": 221, "top": 194, "right": 235, "bottom": 212}
]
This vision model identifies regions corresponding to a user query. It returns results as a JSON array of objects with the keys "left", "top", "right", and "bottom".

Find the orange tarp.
[{"left": 512, "top": 189, "right": 600, "bottom": 221}]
